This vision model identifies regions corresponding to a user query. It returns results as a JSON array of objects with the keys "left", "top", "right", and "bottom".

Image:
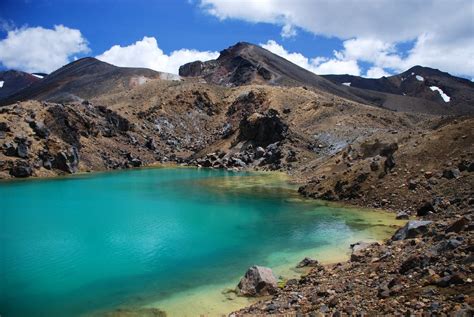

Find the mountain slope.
[
  {"left": 0, "top": 70, "right": 41, "bottom": 100},
  {"left": 323, "top": 66, "right": 474, "bottom": 114},
  {"left": 0, "top": 58, "right": 180, "bottom": 106}
]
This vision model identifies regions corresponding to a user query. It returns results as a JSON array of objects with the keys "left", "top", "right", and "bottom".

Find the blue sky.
[{"left": 0, "top": 0, "right": 473, "bottom": 78}]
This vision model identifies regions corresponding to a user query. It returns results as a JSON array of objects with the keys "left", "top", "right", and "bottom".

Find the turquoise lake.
[{"left": 0, "top": 168, "right": 403, "bottom": 316}]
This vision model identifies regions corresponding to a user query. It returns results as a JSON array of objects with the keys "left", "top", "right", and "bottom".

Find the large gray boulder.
[
  {"left": 237, "top": 265, "right": 278, "bottom": 296},
  {"left": 392, "top": 220, "right": 432, "bottom": 240}
]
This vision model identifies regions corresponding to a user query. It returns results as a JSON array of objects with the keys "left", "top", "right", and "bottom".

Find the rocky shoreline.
[{"left": 232, "top": 185, "right": 473, "bottom": 316}]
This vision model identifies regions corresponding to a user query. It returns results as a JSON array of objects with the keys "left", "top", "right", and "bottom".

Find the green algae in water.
[{"left": 0, "top": 168, "right": 404, "bottom": 317}]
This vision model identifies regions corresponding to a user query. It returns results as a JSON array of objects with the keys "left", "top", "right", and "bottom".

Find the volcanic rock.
[
  {"left": 237, "top": 266, "right": 278, "bottom": 297},
  {"left": 9, "top": 160, "right": 33, "bottom": 178},
  {"left": 392, "top": 220, "right": 432, "bottom": 240}
]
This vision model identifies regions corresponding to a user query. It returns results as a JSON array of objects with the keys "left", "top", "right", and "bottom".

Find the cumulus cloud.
[
  {"left": 365, "top": 67, "right": 391, "bottom": 78},
  {"left": 199, "top": 0, "right": 474, "bottom": 77},
  {"left": 260, "top": 40, "right": 360, "bottom": 75},
  {"left": 0, "top": 25, "right": 89, "bottom": 73},
  {"left": 96, "top": 36, "right": 219, "bottom": 74}
]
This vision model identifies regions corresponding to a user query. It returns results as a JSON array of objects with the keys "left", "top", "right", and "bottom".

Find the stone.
[
  {"left": 237, "top": 265, "right": 278, "bottom": 297},
  {"left": 435, "top": 273, "right": 465, "bottom": 287},
  {"left": 417, "top": 201, "right": 435, "bottom": 216},
  {"left": 29, "top": 121, "right": 50, "bottom": 138},
  {"left": 0, "top": 122, "right": 10, "bottom": 132},
  {"left": 399, "top": 255, "right": 429, "bottom": 274},
  {"left": 458, "top": 160, "right": 471, "bottom": 172},
  {"left": 384, "top": 155, "right": 396, "bottom": 173},
  {"left": 9, "top": 160, "right": 33, "bottom": 178},
  {"left": 408, "top": 179, "right": 417, "bottom": 190},
  {"left": 350, "top": 241, "right": 375, "bottom": 262},
  {"left": 392, "top": 220, "right": 432, "bottom": 240},
  {"left": 53, "top": 147, "right": 79, "bottom": 173},
  {"left": 396, "top": 211, "right": 409, "bottom": 220},
  {"left": 296, "top": 257, "right": 319, "bottom": 268},
  {"left": 145, "top": 138, "right": 156, "bottom": 150},
  {"left": 129, "top": 158, "right": 142, "bottom": 167},
  {"left": 370, "top": 160, "right": 379, "bottom": 171},
  {"left": 424, "top": 171, "right": 433, "bottom": 179},
  {"left": 446, "top": 217, "right": 470, "bottom": 233},
  {"left": 3, "top": 142, "right": 17, "bottom": 156},
  {"left": 13, "top": 137, "right": 30, "bottom": 158},
  {"left": 442, "top": 168, "right": 461, "bottom": 179}
]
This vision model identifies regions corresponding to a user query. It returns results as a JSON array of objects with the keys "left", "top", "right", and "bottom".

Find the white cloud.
[
  {"left": 260, "top": 40, "right": 360, "bottom": 75},
  {"left": 199, "top": 0, "right": 472, "bottom": 42},
  {"left": 281, "top": 23, "right": 297, "bottom": 38},
  {"left": 96, "top": 36, "right": 219, "bottom": 74},
  {"left": 0, "top": 25, "right": 89, "bottom": 73},
  {"left": 199, "top": 0, "right": 474, "bottom": 77},
  {"left": 365, "top": 67, "right": 391, "bottom": 78}
]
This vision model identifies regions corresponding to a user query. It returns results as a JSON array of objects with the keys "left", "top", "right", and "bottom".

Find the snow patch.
[
  {"left": 0, "top": 81, "right": 4, "bottom": 88},
  {"left": 411, "top": 72, "right": 415, "bottom": 76},
  {"left": 430, "top": 86, "right": 451, "bottom": 102},
  {"left": 342, "top": 82, "right": 351, "bottom": 86},
  {"left": 32, "top": 74, "right": 44, "bottom": 79},
  {"left": 415, "top": 75, "right": 424, "bottom": 81}
]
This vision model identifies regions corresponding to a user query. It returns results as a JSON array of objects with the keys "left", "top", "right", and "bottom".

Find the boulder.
[
  {"left": 296, "top": 257, "right": 319, "bottom": 268},
  {"left": 29, "top": 121, "right": 50, "bottom": 138},
  {"left": 2, "top": 142, "right": 17, "bottom": 156},
  {"left": 237, "top": 265, "right": 278, "bottom": 297},
  {"left": 392, "top": 220, "right": 432, "bottom": 240},
  {"left": 9, "top": 160, "right": 33, "bottom": 178},
  {"left": 53, "top": 147, "right": 79, "bottom": 173}
]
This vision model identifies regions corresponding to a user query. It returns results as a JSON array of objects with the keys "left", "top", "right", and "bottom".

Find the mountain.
[
  {"left": 0, "top": 70, "right": 41, "bottom": 100},
  {"left": 323, "top": 66, "right": 474, "bottom": 114},
  {"left": 0, "top": 57, "right": 180, "bottom": 106},
  {"left": 179, "top": 43, "right": 473, "bottom": 115},
  {"left": 179, "top": 42, "right": 363, "bottom": 101}
]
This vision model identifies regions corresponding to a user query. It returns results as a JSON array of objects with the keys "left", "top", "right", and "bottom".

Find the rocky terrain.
[{"left": 0, "top": 41, "right": 473, "bottom": 316}]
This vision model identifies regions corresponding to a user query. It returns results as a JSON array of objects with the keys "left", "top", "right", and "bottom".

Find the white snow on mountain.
[
  {"left": 0, "top": 81, "right": 4, "bottom": 88},
  {"left": 415, "top": 75, "right": 424, "bottom": 81},
  {"left": 430, "top": 86, "right": 450, "bottom": 102},
  {"left": 342, "top": 82, "right": 351, "bottom": 86}
]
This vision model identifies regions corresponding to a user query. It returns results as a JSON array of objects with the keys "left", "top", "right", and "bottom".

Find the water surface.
[{"left": 0, "top": 168, "right": 402, "bottom": 316}]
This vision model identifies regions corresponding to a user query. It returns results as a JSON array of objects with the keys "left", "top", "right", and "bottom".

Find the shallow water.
[{"left": 0, "top": 168, "right": 403, "bottom": 316}]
